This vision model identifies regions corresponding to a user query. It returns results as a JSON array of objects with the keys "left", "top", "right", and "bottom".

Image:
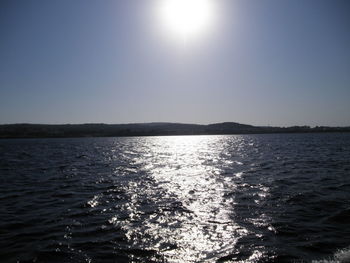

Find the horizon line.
[{"left": 1, "top": 121, "right": 349, "bottom": 128}]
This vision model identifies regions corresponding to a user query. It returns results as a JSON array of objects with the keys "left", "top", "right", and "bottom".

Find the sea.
[{"left": 0, "top": 134, "right": 350, "bottom": 263}]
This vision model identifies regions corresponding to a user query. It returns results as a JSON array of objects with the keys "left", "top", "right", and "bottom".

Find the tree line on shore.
[{"left": 0, "top": 122, "right": 349, "bottom": 138}]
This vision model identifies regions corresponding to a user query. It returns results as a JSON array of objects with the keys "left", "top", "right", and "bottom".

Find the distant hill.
[{"left": 0, "top": 122, "right": 349, "bottom": 138}]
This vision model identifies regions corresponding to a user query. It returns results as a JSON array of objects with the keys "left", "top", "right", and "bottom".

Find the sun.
[{"left": 158, "top": 0, "right": 214, "bottom": 41}]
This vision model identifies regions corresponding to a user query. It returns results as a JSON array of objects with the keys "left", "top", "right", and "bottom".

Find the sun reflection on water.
[
  {"left": 145, "top": 137, "right": 243, "bottom": 261},
  {"left": 107, "top": 135, "right": 267, "bottom": 262}
]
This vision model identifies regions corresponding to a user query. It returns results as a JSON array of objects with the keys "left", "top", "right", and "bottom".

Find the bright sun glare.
[{"left": 159, "top": 0, "right": 214, "bottom": 41}]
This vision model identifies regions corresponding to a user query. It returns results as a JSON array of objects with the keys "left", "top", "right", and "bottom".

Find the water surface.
[{"left": 1, "top": 134, "right": 350, "bottom": 262}]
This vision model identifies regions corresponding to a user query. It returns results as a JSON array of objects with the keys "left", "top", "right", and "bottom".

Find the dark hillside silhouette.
[{"left": 0, "top": 122, "right": 349, "bottom": 138}]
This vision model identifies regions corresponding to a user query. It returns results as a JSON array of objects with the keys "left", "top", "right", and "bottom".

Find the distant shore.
[{"left": 1, "top": 122, "right": 350, "bottom": 139}]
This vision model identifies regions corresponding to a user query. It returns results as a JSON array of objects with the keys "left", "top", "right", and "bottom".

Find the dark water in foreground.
[{"left": 1, "top": 134, "right": 350, "bottom": 263}]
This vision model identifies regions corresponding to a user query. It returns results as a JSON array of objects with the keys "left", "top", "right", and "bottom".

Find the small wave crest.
[{"left": 312, "top": 246, "right": 350, "bottom": 263}]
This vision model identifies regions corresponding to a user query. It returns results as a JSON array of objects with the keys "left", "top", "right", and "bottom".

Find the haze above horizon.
[{"left": 1, "top": 0, "right": 349, "bottom": 127}]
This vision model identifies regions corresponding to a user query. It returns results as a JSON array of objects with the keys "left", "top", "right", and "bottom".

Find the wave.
[{"left": 313, "top": 247, "right": 350, "bottom": 263}]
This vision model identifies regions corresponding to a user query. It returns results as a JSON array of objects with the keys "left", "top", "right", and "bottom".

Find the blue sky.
[{"left": 1, "top": 0, "right": 349, "bottom": 126}]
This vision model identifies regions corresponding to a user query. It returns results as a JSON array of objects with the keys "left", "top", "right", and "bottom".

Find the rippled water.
[{"left": 1, "top": 134, "right": 350, "bottom": 262}]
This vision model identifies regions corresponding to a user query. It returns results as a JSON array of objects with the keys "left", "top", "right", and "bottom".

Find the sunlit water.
[{"left": 1, "top": 134, "right": 350, "bottom": 262}]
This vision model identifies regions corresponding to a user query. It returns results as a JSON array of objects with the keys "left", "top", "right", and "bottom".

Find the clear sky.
[{"left": 1, "top": 0, "right": 349, "bottom": 126}]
